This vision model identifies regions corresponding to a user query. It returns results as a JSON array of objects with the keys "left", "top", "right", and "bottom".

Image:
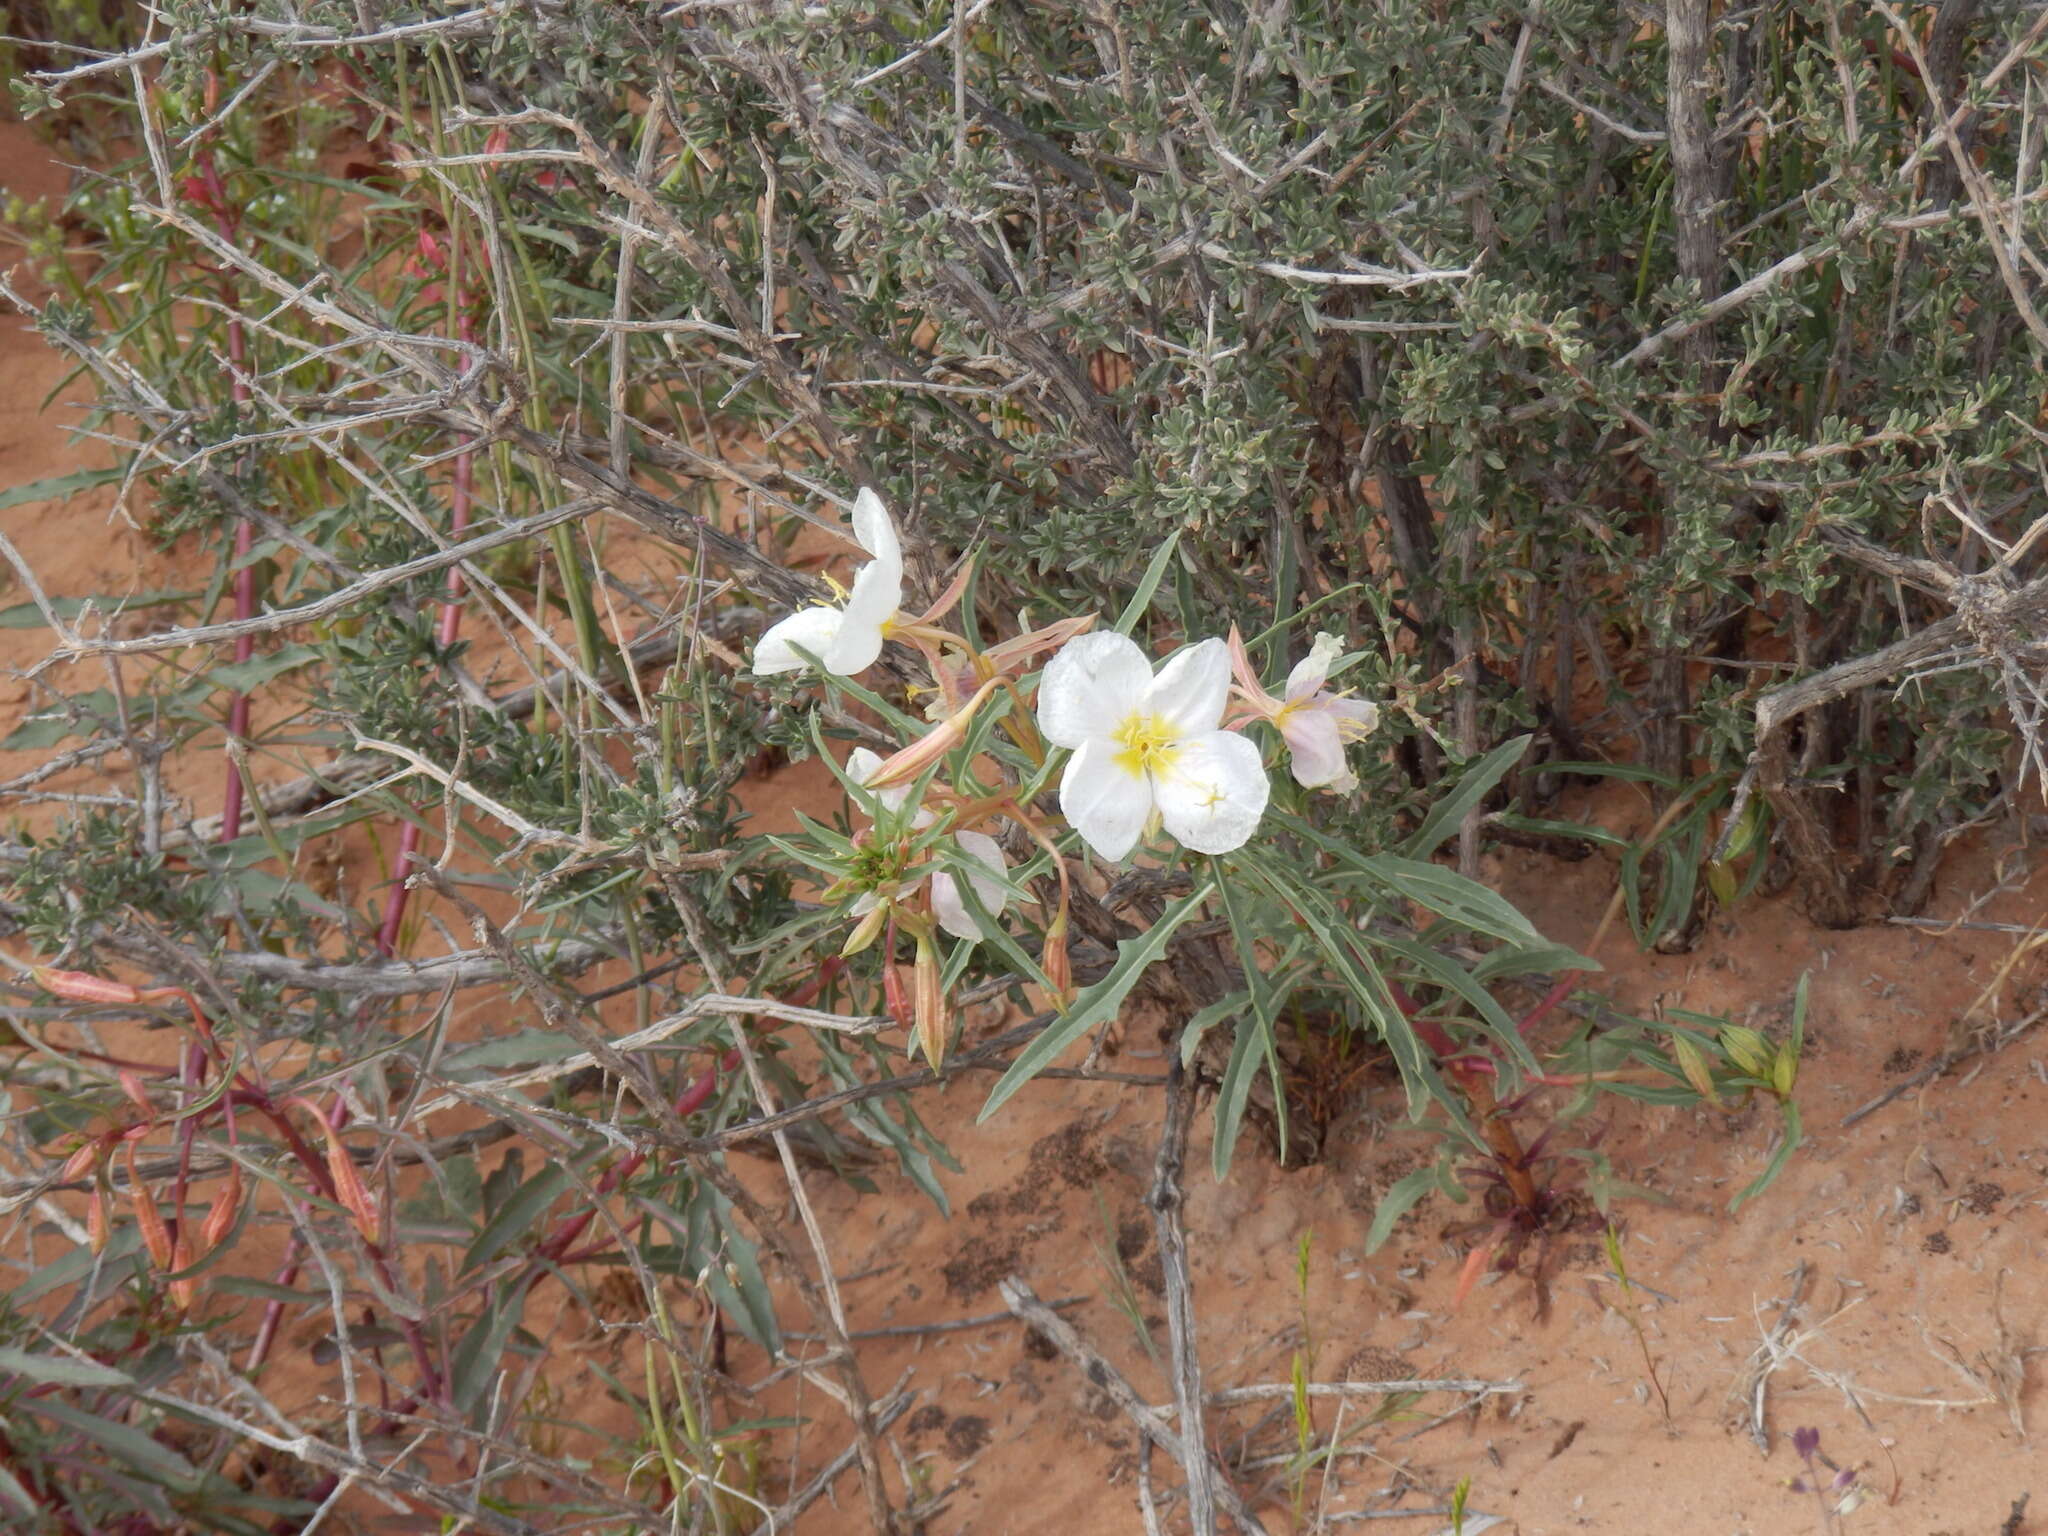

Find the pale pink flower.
[{"left": 1227, "top": 627, "right": 1380, "bottom": 793}]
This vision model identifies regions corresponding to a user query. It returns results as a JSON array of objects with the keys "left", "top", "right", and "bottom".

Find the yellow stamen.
[{"left": 1112, "top": 713, "right": 1181, "bottom": 780}]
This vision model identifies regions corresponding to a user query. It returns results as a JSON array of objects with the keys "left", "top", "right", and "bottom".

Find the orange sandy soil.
[{"left": 4, "top": 119, "right": 2045, "bottom": 1536}]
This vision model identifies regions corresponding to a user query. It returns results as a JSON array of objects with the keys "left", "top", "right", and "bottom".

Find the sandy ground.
[{"left": 3, "top": 117, "right": 2045, "bottom": 1536}]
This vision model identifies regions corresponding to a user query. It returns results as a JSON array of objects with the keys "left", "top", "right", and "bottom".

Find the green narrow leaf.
[
  {"left": 1729, "top": 1100, "right": 1802, "bottom": 1213},
  {"left": 1210, "top": 1015, "right": 1268, "bottom": 1182},
  {"left": 1114, "top": 530, "right": 1183, "bottom": 636},
  {"left": 0, "top": 1346, "right": 132, "bottom": 1388},
  {"left": 0, "top": 588, "right": 195, "bottom": 629},
  {"left": 0, "top": 465, "right": 126, "bottom": 513},
  {"left": 1372, "top": 932, "right": 1541, "bottom": 1078},
  {"left": 1486, "top": 812, "right": 1629, "bottom": 851},
  {"left": 1179, "top": 993, "right": 1247, "bottom": 1068},
  {"left": 208, "top": 642, "right": 321, "bottom": 695},
  {"left": 1361, "top": 854, "right": 1546, "bottom": 948},
  {"left": 0, "top": 1460, "right": 36, "bottom": 1517},
  {"left": 448, "top": 1294, "right": 527, "bottom": 1414},
  {"left": 1401, "top": 735, "right": 1531, "bottom": 859},
  {"left": 1, "top": 687, "right": 117, "bottom": 750},
  {"left": 461, "top": 1163, "right": 573, "bottom": 1273},
  {"left": 942, "top": 852, "right": 1055, "bottom": 994},
  {"left": 979, "top": 881, "right": 1214, "bottom": 1120},
  {"left": 1213, "top": 868, "right": 1289, "bottom": 1169},
  {"left": 16, "top": 1226, "right": 142, "bottom": 1302},
  {"left": 441, "top": 1030, "right": 587, "bottom": 1073},
  {"left": 1365, "top": 1165, "right": 1441, "bottom": 1252},
  {"left": 31, "top": 1399, "right": 197, "bottom": 1486}
]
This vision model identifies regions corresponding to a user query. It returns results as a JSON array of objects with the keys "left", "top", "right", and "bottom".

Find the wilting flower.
[
  {"left": 753, "top": 489, "right": 902, "bottom": 676},
  {"left": 845, "top": 747, "right": 1010, "bottom": 942},
  {"left": 1228, "top": 627, "right": 1380, "bottom": 792},
  {"left": 1037, "top": 632, "right": 1269, "bottom": 861}
]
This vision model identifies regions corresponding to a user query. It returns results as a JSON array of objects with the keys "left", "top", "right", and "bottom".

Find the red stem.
[{"left": 1515, "top": 972, "right": 1581, "bottom": 1037}]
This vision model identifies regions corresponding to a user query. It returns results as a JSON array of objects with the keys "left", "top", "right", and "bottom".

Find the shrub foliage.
[{"left": 1, "top": 0, "right": 2044, "bottom": 1529}]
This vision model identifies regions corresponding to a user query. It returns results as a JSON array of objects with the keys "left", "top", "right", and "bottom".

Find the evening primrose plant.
[{"left": 752, "top": 500, "right": 1775, "bottom": 1212}]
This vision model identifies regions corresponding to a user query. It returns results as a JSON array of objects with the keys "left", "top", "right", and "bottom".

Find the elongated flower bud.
[
  {"left": 201, "top": 1164, "right": 243, "bottom": 1252},
  {"left": 34, "top": 968, "right": 143, "bottom": 1006},
  {"left": 118, "top": 1070, "right": 154, "bottom": 1117},
  {"left": 913, "top": 936, "right": 946, "bottom": 1068},
  {"left": 125, "top": 1143, "right": 174, "bottom": 1272},
  {"left": 168, "top": 1235, "right": 196, "bottom": 1312},
  {"left": 323, "top": 1124, "right": 383, "bottom": 1247},
  {"left": 861, "top": 678, "right": 1001, "bottom": 791},
  {"left": 59, "top": 1140, "right": 100, "bottom": 1183},
  {"left": 1041, "top": 907, "right": 1073, "bottom": 1005},
  {"left": 841, "top": 902, "right": 889, "bottom": 958},
  {"left": 882, "top": 955, "right": 912, "bottom": 1032}
]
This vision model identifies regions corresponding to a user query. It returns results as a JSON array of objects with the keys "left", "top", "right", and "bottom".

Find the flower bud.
[
  {"left": 200, "top": 1164, "right": 243, "bottom": 1252},
  {"left": 882, "top": 957, "right": 912, "bottom": 1032},
  {"left": 861, "top": 677, "right": 1001, "bottom": 791},
  {"left": 841, "top": 902, "right": 889, "bottom": 958},
  {"left": 323, "top": 1126, "right": 382, "bottom": 1247},
  {"left": 913, "top": 936, "right": 947, "bottom": 1068},
  {"left": 118, "top": 1070, "right": 154, "bottom": 1117},
  {"left": 59, "top": 1140, "right": 99, "bottom": 1183},
  {"left": 1671, "top": 1034, "right": 1722, "bottom": 1108},
  {"left": 34, "top": 967, "right": 143, "bottom": 1006},
  {"left": 125, "top": 1144, "right": 174, "bottom": 1272},
  {"left": 168, "top": 1235, "right": 196, "bottom": 1312},
  {"left": 1041, "top": 907, "right": 1073, "bottom": 1004}
]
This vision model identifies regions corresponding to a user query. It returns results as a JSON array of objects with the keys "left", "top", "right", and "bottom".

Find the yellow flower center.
[{"left": 1112, "top": 713, "right": 1181, "bottom": 779}]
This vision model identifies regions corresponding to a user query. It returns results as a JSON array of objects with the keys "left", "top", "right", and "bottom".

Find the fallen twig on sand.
[
  {"left": 741, "top": 1390, "right": 914, "bottom": 1536},
  {"left": 1843, "top": 1002, "right": 2048, "bottom": 1128},
  {"left": 1736, "top": 1261, "right": 1811, "bottom": 1455},
  {"left": 999, "top": 1275, "right": 1264, "bottom": 1535}
]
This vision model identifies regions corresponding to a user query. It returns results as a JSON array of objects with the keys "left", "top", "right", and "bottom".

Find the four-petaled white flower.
[
  {"left": 1037, "top": 632, "right": 1269, "bottom": 861},
  {"left": 846, "top": 747, "right": 1010, "bottom": 942},
  {"left": 1229, "top": 628, "right": 1380, "bottom": 793},
  {"left": 753, "top": 489, "right": 902, "bottom": 677}
]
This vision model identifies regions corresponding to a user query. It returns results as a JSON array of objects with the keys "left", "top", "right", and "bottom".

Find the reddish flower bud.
[
  {"left": 168, "top": 1235, "right": 196, "bottom": 1312},
  {"left": 118, "top": 1070, "right": 154, "bottom": 1117},
  {"left": 200, "top": 1164, "right": 243, "bottom": 1252},
  {"left": 312, "top": 1109, "right": 382, "bottom": 1246},
  {"left": 59, "top": 1140, "right": 100, "bottom": 1182},
  {"left": 34, "top": 967, "right": 143, "bottom": 1006},
  {"left": 882, "top": 957, "right": 912, "bottom": 1032},
  {"left": 125, "top": 1143, "right": 174, "bottom": 1272}
]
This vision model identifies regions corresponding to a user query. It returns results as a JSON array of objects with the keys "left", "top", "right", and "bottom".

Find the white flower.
[
  {"left": 1228, "top": 628, "right": 1380, "bottom": 793},
  {"left": 1036, "top": 632, "right": 1270, "bottom": 861},
  {"left": 845, "top": 747, "right": 1010, "bottom": 942},
  {"left": 752, "top": 489, "right": 902, "bottom": 676}
]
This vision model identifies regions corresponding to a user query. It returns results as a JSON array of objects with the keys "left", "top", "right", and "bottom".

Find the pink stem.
[{"left": 1515, "top": 972, "right": 1580, "bottom": 1037}]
